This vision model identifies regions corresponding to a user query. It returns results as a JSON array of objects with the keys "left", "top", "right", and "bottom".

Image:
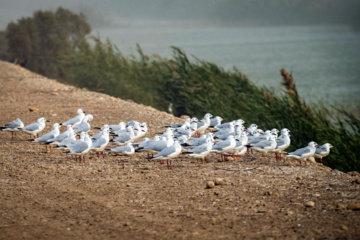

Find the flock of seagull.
[{"left": 0, "top": 109, "right": 335, "bottom": 169}]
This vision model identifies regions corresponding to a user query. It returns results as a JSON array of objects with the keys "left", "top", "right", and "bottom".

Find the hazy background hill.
[{"left": 1, "top": 0, "right": 360, "bottom": 30}]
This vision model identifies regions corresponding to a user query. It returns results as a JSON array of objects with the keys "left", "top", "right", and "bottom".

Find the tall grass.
[{"left": 59, "top": 38, "right": 360, "bottom": 172}]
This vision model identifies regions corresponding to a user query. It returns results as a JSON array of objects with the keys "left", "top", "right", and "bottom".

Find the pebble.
[
  {"left": 355, "top": 178, "right": 360, "bottom": 184},
  {"left": 296, "top": 176, "right": 302, "bottom": 180},
  {"left": 336, "top": 203, "right": 346, "bottom": 211},
  {"left": 346, "top": 203, "right": 360, "bottom": 210},
  {"left": 206, "top": 181, "right": 215, "bottom": 188},
  {"left": 215, "top": 178, "right": 225, "bottom": 185},
  {"left": 29, "top": 107, "right": 39, "bottom": 112},
  {"left": 305, "top": 201, "right": 315, "bottom": 208},
  {"left": 340, "top": 225, "right": 348, "bottom": 231}
]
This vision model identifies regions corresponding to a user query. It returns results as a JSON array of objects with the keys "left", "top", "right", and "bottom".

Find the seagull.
[
  {"left": 165, "top": 118, "right": 190, "bottom": 129},
  {"left": 211, "top": 135, "right": 237, "bottom": 162},
  {"left": 74, "top": 114, "right": 93, "bottom": 134},
  {"left": 20, "top": 117, "right": 49, "bottom": 138},
  {"left": 286, "top": 141, "right": 318, "bottom": 166},
  {"left": 30, "top": 123, "right": 60, "bottom": 152},
  {"left": 109, "top": 122, "right": 126, "bottom": 133},
  {"left": 215, "top": 119, "right": 245, "bottom": 131},
  {"left": 183, "top": 133, "right": 214, "bottom": 147},
  {"left": 186, "top": 138, "right": 214, "bottom": 166},
  {"left": 196, "top": 113, "right": 213, "bottom": 136},
  {"left": 110, "top": 126, "right": 136, "bottom": 145},
  {"left": 1, "top": 118, "right": 24, "bottom": 139},
  {"left": 314, "top": 143, "right": 335, "bottom": 164},
  {"left": 66, "top": 133, "right": 92, "bottom": 163},
  {"left": 46, "top": 124, "right": 74, "bottom": 147},
  {"left": 150, "top": 141, "right": 182, "bottom": 169},
  {"left": 91, "top": 125, "right": 109, "bottom": 142},
  {"left": 249, "top": 135, "right": 277, "bottom": 162},
  {"left": 209, "top": 116, "right": 224, "bottom": 128},
  {"left": 60, "top": 109, "right": 85, "bottom": 128},
  {"left": 91, "top": 127, "right": 110, "bottom": 158},
  {"left": 246, "top": 124, "right": 258, "bottom": 135},
  {"left": 108, "top": 143, "right": 135, "bottom": 156},
  {"left": 271, "top": 128, "right": 291, "bottom": 160},
  {"left": 56, "top": 131, "right": 84, "bottom": 150}
]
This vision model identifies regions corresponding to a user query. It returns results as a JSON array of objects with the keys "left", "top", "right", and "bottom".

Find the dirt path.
[{"left": 0, "top": 61, "right": 359, "bottom": 239}]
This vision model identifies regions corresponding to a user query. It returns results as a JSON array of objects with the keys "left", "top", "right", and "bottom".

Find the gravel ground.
[{"left": 0, "top": 61, "right": 359, "bottom": 240}]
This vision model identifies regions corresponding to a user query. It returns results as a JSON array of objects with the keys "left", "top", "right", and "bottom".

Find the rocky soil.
[{"left": 0, "top": 61, "right": 359, "bottom": 239}]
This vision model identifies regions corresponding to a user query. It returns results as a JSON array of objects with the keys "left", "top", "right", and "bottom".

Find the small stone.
[
  {"left": 340, "top": 225, "right": 348, "bottom": 231},
  {"left": 296, "top": 176, "right": 302, "bottom": 180},
  {"left": 126, "top": 184, "right": 131, "bottom": 187},
  {"left": 336, "top": 203, "right": 346, "bottom": 210},
  {"left": 315, "top": 177, "right": 323, "bottom": 181},
  {"left": 286, "top": 211, "right": 294, "bottom": 216},
  {"left": 29, "top": 107, "right": 39, "bottom": 112},
  {"left": 215, "top": 178, "right": 224, "bottom": 185},
  {"left": 264, "top": 191, "right": 272, "bottom": 196},
  {"left": 346, "top": 203, "right": 360, "bottom": 210},
  {"left": 355, "top": 178, "right": 360, "bottom": 184},
  {"left": 206, "top": 181, "right": 215, "bottom": 188},
  {"left": 305, "top": 201, "right": 315, "bottom": 208},
  {"left": 223, "top": 178, "right": 230, "bottom": 183}
]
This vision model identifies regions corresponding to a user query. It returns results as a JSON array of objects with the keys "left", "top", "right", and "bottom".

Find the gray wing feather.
[{"left": 23, "top": 123, "right": 40, "bottom": 132}]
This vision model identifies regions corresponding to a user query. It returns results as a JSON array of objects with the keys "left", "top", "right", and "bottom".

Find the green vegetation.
[
  {"left": 5, "top": 7, "right": 90, "bottom": 78},
  {"left": 1, "top": 8, "right": 359, "bottom": 172}
]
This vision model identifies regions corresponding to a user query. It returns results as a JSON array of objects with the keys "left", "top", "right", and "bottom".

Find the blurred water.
[{"left": 96, "top": 24, "right": 360, "bottom": 106}]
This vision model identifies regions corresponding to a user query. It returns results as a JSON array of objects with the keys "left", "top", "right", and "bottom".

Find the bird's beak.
[
  {"left": 331, "top": 146, "right": 336, "bottom": 148},
  {"left": 46, "top": 120, "right": 50, "bottom": 122}
]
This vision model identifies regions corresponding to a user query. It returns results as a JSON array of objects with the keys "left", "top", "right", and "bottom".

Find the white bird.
[
  {"left": 314, "top": 143, "right": 335, "bottom": 164},
  {"left": 142, "top": 136, "right": 174, "bottom": 153},
  {"left": 74, "top": 114, "right": 93, "bottom": 134},
  {"left": 60, "top": 109, "right": 85, "bottom": 128},
  {"left": 126, "top": 120, "right": 140, "bottom": 127},
  {"left": 183, "top": 133, "right": 214, "bottom": 147},
  {"left": 31, "top": 123, "right": 60, "bottom": 152},
  {"left": 91, "top": 125, "right": 109, "bottom": 142},
  {"left": 196, "top": 113, "right": 213, "bottom": 136},
  {"left": 165, "top": 118, "right": 190, "bottom": 129},
  {"left": 150, "top": 141, "right": 182, "bottom": 169},
  {"left": 271, "top": 128, "right": 291, "bottom": 160},
  {"left": 286, "top": 141, "right": 318, "bottom": 166},
  {"left": 215, "top": 119, "right": 245, "bottom": 130},
  {"left": 109, "top": 122, "right": 126, "bottom": 133},
  {"left": 133, "top": 137, "right": 150, "bottom": 149},
  {"left": 186, "top": 138, "right": 214, "bottom": 166},
  {"left": 56, "top": 131, "right": 83, "bottom": 150},
  {"left": 249, "top": 135, "right": 277, "bottom": 162},
  {"left": 111, "top": 126, "right": 136, "bottom": 145},
  {"left": 209, "top": 116, "right": 223, "bottom": 128},
  {"left": 91, "top": 127, "right": 110, "bottom": 158},
  {"left": 1, "top": 118, "right": 24, "bottom": 139},
  {"left": 211, "top": 135, "right": 237, "bottom": 162},
  {"left": 248, "top": 130, "right": 272, "bottom": 145},
  {"left": 215, "top": 124, "right": 244, "bottom": 141},
  {"left": 247, "top": 124, "right": 258, "bottom": 135},
  {"left": 20, "top": 117, "right": 49, "bottom": 138},
  {"left": 46, "top": 124, "right": 74, "bottom": 147},
  {"left": 214, "top": 122, "right": 235, "bottom": 138},
  {"left": 66, "top": 133, "right": 92, "bottom": 163},
  {"left": 109, "top": 143, "right": 135, "bottom": 156}
]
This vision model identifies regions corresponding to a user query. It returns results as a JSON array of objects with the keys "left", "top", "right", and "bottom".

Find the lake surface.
[{"left": 96, "top": 24, "right": 360, "bottom": 107}]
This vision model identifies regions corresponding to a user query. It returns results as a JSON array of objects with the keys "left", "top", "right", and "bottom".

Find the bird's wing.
[
  {"left": 23, "top": 123, "right": 40, "bottom": 132},
  {"left": 71, "top": 141, "right": 88, "bottom": 153},
  {"left": 93, "top": 137, "right": 108, "bottom": 148},
  {"left": 155, "top": 145, "right": 175, "bottom": 158},
  {"left": 5, "top": 120, "right": 21, "bottom": 128},
  {"left": 289, "top": 146, "right": 311, "bottom": 156}
]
